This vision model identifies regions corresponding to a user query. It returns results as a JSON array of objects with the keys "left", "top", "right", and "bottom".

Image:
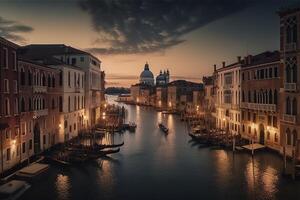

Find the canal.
[{"left": 23, "top": 96, "right": 300, "bottom": 200}]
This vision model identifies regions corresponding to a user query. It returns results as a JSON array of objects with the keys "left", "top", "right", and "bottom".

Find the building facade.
[
  {"left": 216, "top": 60, "right": 242, "bottom": 136},
  {"left": 0, "top": 37, "right": 19, "bottom": 173},
  {"left": 240, "top": 51, "right": 282, "bottom": 151},
  {"left": 279, "top": 8, "right": 300, "bottom": 159}
]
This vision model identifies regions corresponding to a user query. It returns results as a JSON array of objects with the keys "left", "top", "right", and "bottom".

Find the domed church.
[
  {"left": 140, "top": 62, "right": 154, "bottom": 86},
  {"left": 156, "top": 70, "right": 170, "bottom": 86}
]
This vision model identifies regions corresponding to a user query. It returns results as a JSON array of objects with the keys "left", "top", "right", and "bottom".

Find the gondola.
[{"left": 158, "top": 123, "right": 169, "bottom": 133}]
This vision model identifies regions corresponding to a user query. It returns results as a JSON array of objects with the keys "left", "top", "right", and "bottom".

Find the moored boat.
[
  {"left": 158, "top": 123, "right": 169, "bottom": 133},
  {"left": 0, "top": 180, "right": 31, "bottom": 200}
]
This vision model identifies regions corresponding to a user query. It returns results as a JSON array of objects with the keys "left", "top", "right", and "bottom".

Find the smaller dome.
[{"left": 156, "top": 74, "right": 165, "bottom": 81}]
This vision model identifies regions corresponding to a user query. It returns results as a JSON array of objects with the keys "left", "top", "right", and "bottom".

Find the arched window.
[
  {"left": 269, "top": 90, "right": 273, "bottom": 104},
  {"left": 242, "top": 91, "right": 245, "bottom": 102},
  {"left": 292, "top": 63, "right": 297, "bottom": 83},
  {"left": 42, "top": 98, "right": 45, "bottom": 109},
  {"left": 21, "top": 97, "right": 25, "bottom": 112},
  {"left": 4, "top": 98, "right": 10, "bottom": 115},
  {"left": 286, "top": 97, "right": 291, "bottom": 114},
  {"left": 52, "top": 98, "right": 55, "bottom": 109},
  {"left": 59, "top": 96, "right": 63, "bottom": 112},
  {"left": 14, "top": 98, "right": 18, "bottom": 114},
  {"left": 292, "top": 98, "right": 297, "bottom": 115},
  {"left": 292, "top": 130, "right": 297, "bottom": 147},
  {"left": 48, "top": 74, "right": 51, "bottom": 87},
  {"left": 52, "top": 75, "right": 55, "bottom": 88},
  {"left": 64, "top": 120, "right": 68, "bottom": 129},
  {"left": 29, "top": 98, "right": 32, "bottom": 111},
  {"left": 248, "top": 91, "right": 251, "bottom": 103},
  {"left": 20, "top": 68, "right": 25, "bottom": 85},
  {"left": 28, "top": 70, "right": 32, "bottom": 86},
  {"left": 274, "top": 90, "right": 278, "bottom": 105},
  {"left": 59, "top": 70, "right": 63, "bottom": 86},
  {"left": 286, "top": 65, "right": 291, "bottom": 83},
  {"left": 42, "top": 73, "right": 46, "bottom": 86},
  {"left": 253, "top": 90, "right": 257, "bottom": 103},
  {"left": 286, "top": 128, "right": 291, "bottom": 145}
]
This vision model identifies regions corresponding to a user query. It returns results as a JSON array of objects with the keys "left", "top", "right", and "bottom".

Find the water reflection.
[{"left": 56, "top": 174, "right": 70, "bottom": 200}]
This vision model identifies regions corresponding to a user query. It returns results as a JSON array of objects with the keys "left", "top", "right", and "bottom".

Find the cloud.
[
  {"left": 0, "top": 16, "right": 33, "bottom": 44},
  {"left": 79, "top": 0, "right": 265, "bottom": 55}
]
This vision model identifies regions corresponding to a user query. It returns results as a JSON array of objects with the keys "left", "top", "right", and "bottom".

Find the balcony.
[
  {"left": 285, "top": 43, "right": 297, "bottom": 52},
  {"left": 241, "top": 102, "right": 276, "bottom": 112},
  {"left": 282, "top": 114, "right": 296, "bottom": 124},
  {"left": 284, "top": 83, "right": 297, "bottom": 92},
  {"left": 33, "top": 109, "right": 48, "bottom": 118},
  {"left": 32, "top": 86, "right": 47, "bottom": 93}
]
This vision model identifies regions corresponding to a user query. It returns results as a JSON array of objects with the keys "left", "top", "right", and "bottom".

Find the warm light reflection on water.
[
  {"left": 22, "top": 95, "right": 300, "bottom": 200},
  {"left": 56, "top": 174, "right": 70, "bottom": 200}
]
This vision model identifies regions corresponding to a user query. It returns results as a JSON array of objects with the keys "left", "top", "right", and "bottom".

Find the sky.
[{"left": 0, "top": 0, "right": 298, "bottom": 87}]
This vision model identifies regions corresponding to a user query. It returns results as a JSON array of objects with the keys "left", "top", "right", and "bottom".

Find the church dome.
[{"left": 140, "top": 63, "right": 154, "bottom": 79}]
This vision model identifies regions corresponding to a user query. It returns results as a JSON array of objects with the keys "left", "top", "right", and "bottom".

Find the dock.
[{"left": 242, "top": 143, "right": 265, "bottom": 151}]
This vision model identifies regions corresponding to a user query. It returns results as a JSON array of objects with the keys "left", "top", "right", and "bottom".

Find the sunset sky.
[{"left": 0, "top": 0, "right": 298, "bottom": 87}]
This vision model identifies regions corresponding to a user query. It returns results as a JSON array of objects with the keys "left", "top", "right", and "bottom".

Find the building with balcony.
[
  {"left": 215, "top": 59, "right": 242, "bottom": 135},
  {"left": 18, "top": 58, "right": 61, "bottom": 158},
  {"left": 18, "top": 44, "right": 103, "bottom": 128},
  {"left": 240, "top": 51, "right": 282, "bottom": 151},
  {"left": 279, "top": 7, "right": 300, "bottom": 159},
  {"left": 0, "top": 37, "right": 19, "bottom": 174}
]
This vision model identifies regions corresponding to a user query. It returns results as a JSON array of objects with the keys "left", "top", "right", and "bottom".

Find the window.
[
  {"left": 14, "top": 98, "right": 18, "bottom": 114},
  {"left": 273, "top": 116, "right": 277, "bottom": 128},
  {"left": 274, "top": 67, "right": 278, "bottom": 77},
  {"left": 52, "top": 75, "right": 55, "bottom": 87},
  {"left": 13, "top": 80, "right": 18, "bottom": 93},
  {"left": 74, "top": 123, "right": 76, "bottom": 131},
  {"left": 6, "top": 148, "right": 11, "bottom": 161},
  {"left": 3, "top": 48, "right": 8, "bottom": 69},
  {"left": 48, "top": 74, "right": 51, "bottom": 87},
  {"left": 5, "top": 130, "right": 11, "bottom": 139},
  {"left": 20, "top": 97, "right": 25, "bottom": 112},
  {"left": 4, "top": 79, "right": 9, "bottom": 93},
  {"left": 52, "top": 98, "right": 55, "bottom": 109},
  {"left": 29, "top": 139, "right": 33, "bottom": 150},
  {"left": 20, "top": 68, "right": 26, "bottom": 85},
  {"left": 68, "top": 71, "right": 71, "bottom": 87},
  {"left": 71, "top": 58, "right": 76, "bottom": 65},
  {"left": 43, "top": 135, "right": 46, "bottom": 145},
  {"left": 28, "top": 71, "right": 32, "bottom": 86},
  {"left": 59, "top": 96, "right": 63, "bottom": 112},
  {"left": 286, "top": 129, "right": 291, "bottom": 145},
  {"left": 267, "top": 131, "right": 270, "bottom": 140},
  {"left": 15, "top": 127, "right": 19, "bottom": 137},
  {"left": 275, "top": 133, "right": 278, "bottom": 143},
  {"left": 64, "top": 120, "right": 68, "bottom": 129},
  {"left": 80, "top": 57, "right": 84, "bottom": 62},
  {"left": 21, "top": 122, "right": 26, "bottom": 136},
  {"left": 59, "top": 70, "right": 63, "bottom": 86},
  {"left": 292, "top": 98, "right": 297, "bottom": 115},
  {"left": 269, "top": 68, "right": 273, "bottom": 78},
  {"left": 22, "top": 142, "right": 26, "bottom": 154},
  {"left": 68, "top": 96, "right": 71, "bottom": 112},
  {"left": 4, "top": 98, "right": 10, "bottom": 116},
  {"left": 69, "top": 125, "right": 72, "bottom": 133}
]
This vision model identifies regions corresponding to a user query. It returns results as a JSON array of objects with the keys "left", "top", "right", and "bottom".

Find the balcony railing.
[
  {"left": 282, "top": 114, "right": 296, "bottom": 124},
  {"left": 285, "top": 43, "right": 297, "bottom": 52},
  {"left": 33, "top": 109, "right": 48, "bottom": 118},
  {"left": 284, "top": 83, "right": 297, "bottom": 92},
  {"left": 32, "top": 86, "right": 47, "bottom": 93},
  {"left": 241, "top": 102, "right": 276, "bottom": 112}
]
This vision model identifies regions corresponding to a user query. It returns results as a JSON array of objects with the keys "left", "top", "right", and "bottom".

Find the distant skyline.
[{"left": 0, "top": 0, "right": 298, "bottom": 87}]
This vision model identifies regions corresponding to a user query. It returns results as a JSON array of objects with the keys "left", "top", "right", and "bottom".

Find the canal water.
[{"left": 23, "top": 96, "right": 300, "bottom": 200}]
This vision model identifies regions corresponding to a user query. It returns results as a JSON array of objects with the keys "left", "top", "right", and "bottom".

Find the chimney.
[
  {"left": 237, "top": 56, "right": 241, "bottom": 63},
  {"left": 248, "top": 55, "right": 252, "bottom": 65},
  {"left": 222, "top": 61, "right": 225, "bottom": 68},
  {"left": 213, "top": 64, "right": 217, "bottom": 72},
  {"left": 244, "top": 56, "right": 248, "bottom": 65}
]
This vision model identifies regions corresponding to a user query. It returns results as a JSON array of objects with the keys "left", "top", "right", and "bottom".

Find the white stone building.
[{"left": 216, "top": 60, "right": 242, "bottom": 135}]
